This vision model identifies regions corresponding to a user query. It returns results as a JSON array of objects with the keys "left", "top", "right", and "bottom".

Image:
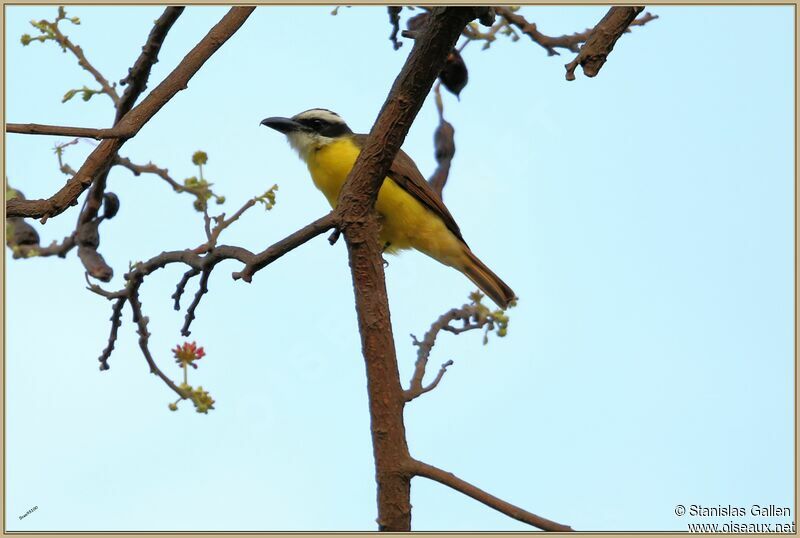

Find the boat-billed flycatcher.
[{"left": 261, "top": 108, "right": 516, "bottom": 309}]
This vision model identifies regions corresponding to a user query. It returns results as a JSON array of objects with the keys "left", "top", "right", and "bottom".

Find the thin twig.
[
  {"left": 194, "top": 198, "right": 257, "bottom": 254},
  {"left": 98, "top": 297, "right": 126, "bottom": 371},
  {"left": 404, "top": 300, "right": 500, "bottom": 401},
  {"left": 114, "top": 155, "right": 184, "bottom": 192},
  {"left": 46, "top": 16, "right": 120, "bottom": 105},
  {"left": 181, "top": 268, "right": 211, "bottom": 337},
  {"left": 172, "top": 267, "right": 200, "bottom": 310},
  {"left": 127, "top": 280, "right": 185, "bottom": 398}
]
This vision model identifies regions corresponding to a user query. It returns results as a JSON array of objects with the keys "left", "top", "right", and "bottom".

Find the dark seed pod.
[
  {"left": 9, "top": 218, "right": 40, "bottom": 246},
  {"left": 102, "top": 192, "right": 120, "bottom": 219},
  {"left": 439, "top": 49, "right": 468, "bottom": 98},
  {"left": 434, "top": 119, "right": 455, "bottom": 162},
  {"left": 77, "top": 220, "right": 101, "bottom": 248}
]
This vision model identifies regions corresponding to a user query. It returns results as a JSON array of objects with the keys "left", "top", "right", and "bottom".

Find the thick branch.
[
  {"left": 334, "top": 7, "right": 481, "bottom": 531},
  {"left": 565, "top": 6, "right": 645, "bottom": 81},
  {"left": 5, "top": 188, "right": 77, "bottom": 258},
  {"left": 6, "top": 7, "right": 255, "bottom": 220},
  {"left": 409, "top": 459, "right": 574, "bottom": 532}
]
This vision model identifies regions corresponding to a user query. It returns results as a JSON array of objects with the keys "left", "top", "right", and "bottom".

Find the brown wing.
[{"left": 352, "top": 134, "right": 466, "bottom": 245}]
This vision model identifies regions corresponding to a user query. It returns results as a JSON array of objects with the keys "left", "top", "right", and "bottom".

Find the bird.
[{"left": 261, "top": 108, "right": 516, "bottom": 309}]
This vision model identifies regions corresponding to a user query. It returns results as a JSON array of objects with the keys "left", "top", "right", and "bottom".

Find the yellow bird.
[{"left": 261, "top": 108, "right": 516, "bottom": 309}]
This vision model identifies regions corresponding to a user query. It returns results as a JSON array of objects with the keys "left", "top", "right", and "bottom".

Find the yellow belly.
[{"left": 305, "top": 138, "right": 464, "bottom": 267}]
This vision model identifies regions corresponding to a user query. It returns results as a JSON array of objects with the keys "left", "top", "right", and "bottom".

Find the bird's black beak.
[{"left": 260, "top": 116, "right": 303, "bottom": 134}]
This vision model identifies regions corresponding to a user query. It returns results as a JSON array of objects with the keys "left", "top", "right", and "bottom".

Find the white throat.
[{"left": 286, "top": 130, "right": 335, "bottom": 160}]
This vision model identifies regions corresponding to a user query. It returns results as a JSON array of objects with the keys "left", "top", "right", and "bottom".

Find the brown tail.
[{"left": 460, "top": 248, "right": 516, "bottom": 309}]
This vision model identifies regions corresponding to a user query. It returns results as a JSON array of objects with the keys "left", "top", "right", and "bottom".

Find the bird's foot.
[{"left": 382, "top": 241, "right": 392, "bottom": 267}]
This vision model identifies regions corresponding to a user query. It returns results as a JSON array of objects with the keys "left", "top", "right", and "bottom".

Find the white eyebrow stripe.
[{"left": 293, "top": 108, "right": 346, "bottom": 125}]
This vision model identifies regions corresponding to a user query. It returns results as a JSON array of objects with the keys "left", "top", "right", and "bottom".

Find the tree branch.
[
  {"left": 565, "top": 6, "right": 646, "bottom": 81},
  {"left": 404, "top": 296, "right": 508, "bottom": 401},
  {"left": 494, "top": 6, "right": 656, "bottom": 59},
  {"left": 232, "top": 212, "right": 338, "bottom": 282},
  {"left": 333, "top": 7, "right": 482, "bottom": 531},
  {"left": 180, "top": 268, "right": 210, "bottom": 337},
  {"left": 46, "top": 13, "right": 120, "bottom": 105},
  {"left": 6, "top": 7, "right": 255, "bottom": 220},
  {"left": 172, "top": 267, "right": 200, "bottom": 310},
  {"left": 114, "top": 155, "right": 184, "bottom": 192},
  {"left": 75, "top": 7, "right": 186, "bottom": 282},
  {"left": 5, "top": 123, "right": 129, "bottom": 139},
  {"left": 116, "top": 6, "right": 185, "bottom": 122},
  {"left": 409, "top": 459, "right": 574, "bottom": 532},
  {"left": 97, "top": 296, "right": 126, "bottom": 371},
  {"left": 5, "top": 188, "right": 77, "bottom": 259},
  {"left": 127, "top": 279, "right": 185, "bottom": 397}
]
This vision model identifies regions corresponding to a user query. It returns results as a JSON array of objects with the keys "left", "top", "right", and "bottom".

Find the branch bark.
[
  {"left": 565, "top": 6, "right": 645, "bottom": 81},
  {"left": 116, "top": 6, "right": 185, "bottom": 122},
  {"left": 5, "top": 123, "right": 129, "bottom": 139},
  {"left": 6, "top": 7, "right": 255, "bottom": 220},
  {"left": 333, "top": 6, "right": 481, "bottom": 531},
  {"left": 409, "top": 459, "right": 574, "bottom": 532},
  {"left": 495, "top": 6, "right": 656, "bottom": 59}
]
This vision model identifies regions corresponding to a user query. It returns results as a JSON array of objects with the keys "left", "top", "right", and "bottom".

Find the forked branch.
[{"left": 6, "top": 7, "right": 255, "bottom": 220}]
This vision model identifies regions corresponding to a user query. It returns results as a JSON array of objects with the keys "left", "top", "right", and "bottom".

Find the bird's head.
[{"left": 261, "top": 108, "right": 353, "bottom": 158}]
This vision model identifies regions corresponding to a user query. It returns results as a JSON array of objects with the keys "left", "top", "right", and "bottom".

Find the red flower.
[{"left": 172, "top": 341, "right": 206, "bottom": 369}]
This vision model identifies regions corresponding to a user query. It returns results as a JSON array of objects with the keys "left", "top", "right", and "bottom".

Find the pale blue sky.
[{"left": 5, "top": 5, "right": 795, "bottom": 532}]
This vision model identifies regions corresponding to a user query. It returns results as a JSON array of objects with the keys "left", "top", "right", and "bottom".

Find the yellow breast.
[{"left": 303, "top": 137, "right": 464, "bottom": 266}]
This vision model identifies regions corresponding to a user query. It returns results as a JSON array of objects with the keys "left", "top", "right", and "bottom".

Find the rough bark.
[
  {"left": 334, "top": 6, "right": 481, "bottom": 531},
  {"left": 565, "top": 6, "right": 645, "bottom": 80}
]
